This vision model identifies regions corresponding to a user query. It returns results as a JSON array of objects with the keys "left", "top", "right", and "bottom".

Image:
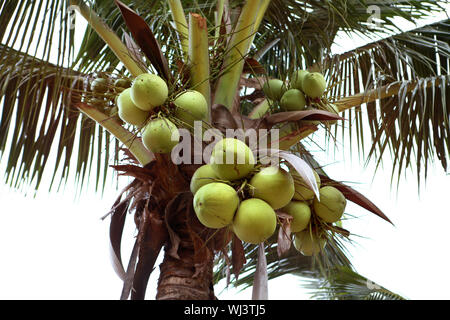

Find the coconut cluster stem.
[
  {"left": 70, "top": 0, "right": 146, "bottom": 77},
  {"left": 189, "top": 13, "right": 212, "bottom": 120},
  {"left": 213, "top": 0, "right": 265, "bottom": 110},
  {"left": 168, "top": 0, "right": 189, "bottom": 61},
  {"left": 214, "top": 0, "right": 225, "bottom": 44}
]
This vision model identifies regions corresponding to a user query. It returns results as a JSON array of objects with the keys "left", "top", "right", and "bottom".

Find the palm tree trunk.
[
  {"left": 127, "top": 155, "right": 225, "bottom": 300},
  {"left": 155, "top": 197, "right": 218, "bottom": 300},
  {"left": 156, "top": 246, "right": 216, "bottom": 300},
  {"left": 151, "top": 162, "right": 220, "bottom": 300}
]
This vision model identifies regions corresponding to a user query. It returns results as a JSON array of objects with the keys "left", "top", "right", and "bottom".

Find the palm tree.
[{"left": 0, "top": 0, "right": 448, "bottom": 300}]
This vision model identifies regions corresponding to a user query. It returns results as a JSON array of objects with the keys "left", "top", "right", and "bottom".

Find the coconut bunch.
[
  {"left": 108, "top": 72, "right": 208, "bottom": 155},
  {"left": 262, "top": 70, "right": 339, "bottom": 124},
  {"left": 191, "top": 137, "right": 291, "bottom": 245},
  {"left": 190, "top": 137, "right": 346, "bottom": 252},
  {"left": 86, "top": 75, "right": 132, "bottom": 117},
  {"left": 281, "top": 168, "right": 347, "bottom": 256}
]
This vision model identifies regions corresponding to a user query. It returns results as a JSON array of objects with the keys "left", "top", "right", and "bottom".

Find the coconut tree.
[{"left": 0, "top": 0, "right": 448, "bottom": 300}]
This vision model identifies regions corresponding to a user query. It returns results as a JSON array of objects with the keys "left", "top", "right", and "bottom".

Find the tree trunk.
[
  {"left": 155, "top": 192, "right": 219, "bottom": 300},
  {"left": 126, "top": 155, "right": 227, "bottom": 300},
  {"left": 156, "top": 245, "right": 216, "bottom": 300}
]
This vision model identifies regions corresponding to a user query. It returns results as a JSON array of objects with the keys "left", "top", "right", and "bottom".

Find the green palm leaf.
[
  {"left": 0, "top": 44, "right": 119, "bottom": 192},
  {"left": 1, "top": 0, "right": 447, "bottom": 191},
  {"left": 329, "top": 19, "right": 450, "bottom": 186},
  {"left": 306, "top": 266, "right": 406, "bottom": 300}
]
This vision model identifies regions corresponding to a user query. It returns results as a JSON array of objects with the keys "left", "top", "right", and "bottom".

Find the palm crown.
[{"left": 0, "top": 0, "right": 448, "bottom": 300}]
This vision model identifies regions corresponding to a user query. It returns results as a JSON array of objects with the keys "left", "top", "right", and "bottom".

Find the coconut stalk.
[
  {"left": 248, "top": 98, "right": 270, "bottom": 119},
  {"left": 214, "top": 0, "right": 225, "bottom": 44},
  {"left": 78, "top": 103, "right": 154, "bottom": 166},
  {"left": 188, "top": 13, "right": 212, "bottom": 119},
  {"left": 69, "top": 0, "right": 146, "bottom": 77},
  {"left": 168, "top": 0, "right": 189, "bottom": 61},
  {"left": 213, "top": 0, "right": 263, "bottom": 110},
  {"left": 249, "top": 0, "right": 271, "bottom": 46}
]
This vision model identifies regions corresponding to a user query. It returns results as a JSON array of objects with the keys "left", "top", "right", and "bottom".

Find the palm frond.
[
  {"left": 2, "top": 0, "right": 446, "bottom": 191},
  {"left": 0, "top": 44, "right": 119, "bottom": 192},
  {"left": 255, "top": 0, "right": 446, "bottom": 76},
  {"left": 327, "top": 19, "right": 450, "bottom": 186},
  {"left": 213, "top": 231, "right": 353, "bottom": 291},
  {"left": 306, "top": 266, "right": 406, "bottom": 300}
]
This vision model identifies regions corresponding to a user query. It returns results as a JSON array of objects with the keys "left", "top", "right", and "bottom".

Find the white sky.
[{"left": 0, "top": 3, "right": 449, "bottom": 300}]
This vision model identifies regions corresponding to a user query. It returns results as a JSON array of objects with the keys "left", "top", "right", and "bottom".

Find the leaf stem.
[{"left": 70, "top": 0, "right": 146, "bottom": 77}]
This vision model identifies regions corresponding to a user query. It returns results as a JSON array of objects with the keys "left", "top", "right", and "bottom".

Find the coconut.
[
  {"left": 292, "top": 169, "right": 321, "bottom": 201},
  {"left": 263, "top": 79, "right": 287, "bottom": 101},
  {"left": 142, "top": 118, "right": 180, "bottom": 154},
  {"left": 313, "top": 186, "right": 347, "bottom": 223},
  {"left": 117, "top": 88, "right": 149, "bottom": 126},
  {"left": 193, "top": 182, "right": 239, "bottom": 229},
  {"left": 91, "top": 77, "right": 108, "bottom": 93},
  {"left": 131, "top": 73, "right": 168, "bottom": 111},
  {"left": 290, "top": 70, "right": 309, "bottom": 91},
  {"left": 174, "top": 90, "right": 208, "bottom": 127},
  {"left": 281, "top": 200, "right": 311, "bottom": 233},
  {"left": 89, "top": 97, "right": 106, "bottom": 108},
  {"left": 293, "top": 230, "right": 326, "bottom": 256},
  {"left": 302, "top": 72, "right": 326, "bottom": 98},
  {"left": 232, "top": 198, "right": 277, "bottom": 244},
  {"left": 114, "top": 78, "right": 131, "bottom": 93},
  {"left": 280, "top": 89, "right": 307, "bottom": 111},
  {"left": 190, "top": 164, "right": 219, "bottom": 195},
  {"left": 209, "top": 138, "right": 256, "bottom": 181},
  {"left": 250, "top": 166, "right": 295, "bottom": 210}
]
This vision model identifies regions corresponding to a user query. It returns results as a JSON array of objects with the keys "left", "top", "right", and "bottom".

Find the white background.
[{"left": 0, "top": 3, "right": 449, "bottom": 300}]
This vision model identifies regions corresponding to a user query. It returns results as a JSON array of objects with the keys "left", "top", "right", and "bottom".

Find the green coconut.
[
  {"left": 209, "top": 138, "right": 256, "bottom": 181},
  {"left": 290, "top": 70, "right": 309, "bottom": 91},
  {"left": 89, "top": 97, "right": 106, "bottom": 108},
  {"left": 117, "top": 88, "right": 149, "bottom": 126},
  {"left": 193, "top": 182, "right": 239, "bottom": 229},
  {"left": 281, "top": 200, "right": 311, "bottom": 233},
  {"left": 262, "top": 79, "right": 287, "bottom": 101},
  {"left": 174, "top": 90, "right": 208, "bottom": 127},
  {"left": 250, "top": 166, "right": 295, "bottom": 210},
  {"left": 232, "top": 198, "right": 277, "bottom": 244},
  {"left": 114, "top": 78, "right": 131, "bottom": 93},
  {"left": 313, "top": 186, "right": 347, "bottom": 223},
  {"left": 190, "top": 164, "right": 219, "bottom": 195},
  {"left": 91, "top": 77, "right": 109, "bottom": 93},
  {"left": 142, "top": 118, "right": 180, "bottom": 154},
  {"left": 302, "top": 72, "right": 327, "bottom": 98},
  {"left": 293, "top": 230, "right": 326, "bottom": 256},
  {"left": 280, "top": 89, "right": 307, "bottom": 111},
  {"left": 131, "top": 73, "right": 168, "bottom": 111},
  {"left": 292, "top": 169, "right": 321, "bottom": 201}
]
